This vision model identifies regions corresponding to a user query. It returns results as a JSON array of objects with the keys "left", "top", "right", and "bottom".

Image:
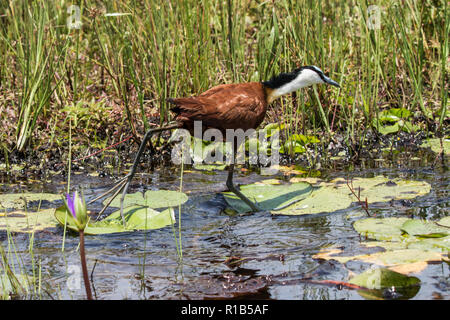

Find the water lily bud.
[
  {"left": 74, "top": 190, "right": 88, "bottom": 230},
  {"left": 64, "top": 190, "right": 89, "bottom": 231}
]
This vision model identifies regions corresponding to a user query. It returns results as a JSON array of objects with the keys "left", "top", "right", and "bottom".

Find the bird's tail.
[
  {"left": 166, "top": 98, "right": 180, "bottom": 114},
  {"left": 166, "top": 98, "right": 178, "bottom": 105}
]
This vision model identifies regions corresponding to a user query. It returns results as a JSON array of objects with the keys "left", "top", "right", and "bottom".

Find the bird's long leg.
[
  {"left": 94, "top": 179, "right": 127, "bottom": 220},
  {"left": 99, "top": 124, "right": 181, "bottom": 226},
  {"left": 226, "top": 153, "right": 262, "bottom": 213},
  {"left": 87, "top": 176, "right": 128, "bottom": 205}
]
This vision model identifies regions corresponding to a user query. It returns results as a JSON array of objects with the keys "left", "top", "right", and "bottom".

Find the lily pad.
[
  {"left": 388, "top": 262, "right": 429, "bottom": 275},
  {"left": 349, "top": 267, "right": 420, "bottom": 290},
  {"left": 335, "top": 176, "right": 431, "bottom": 204},
  {"left": 314, "top": 246, "right": 446, "bottom": 267},
  {"left": 54, "top": 205, "right": 175, "bottom": 235},
  {"left": 353, "top": 217, "right": 411, "bottom": 241},
  {"left": 224, "top": 176, "right": 431, "bottom": 216},
  {"left": 263, "top": 123, "right": 285, "bottom": 137},
  {"left": 400, "top": 219, "right": 449, "bottom": 238},
  {"left": 103, "top": 206, "right": 175, "bottom": 230},
  {"left": 193, "top": 164, "right": 227, "bottom": 171},
  {"left": 348, "top": 217, "right": 450, "bottom": 269},
  {"left": 358, "top": 249, "right": 445, "bottom": 266},
  {"left": 407, "top": 236, "right": 450, "bottom": 252},
  {"left": 421, "top": 138, "right": 450, "bottom": 156},
  {"left": 355, "top": 216, "right": 450, "bottom": 243},
  {"left": 0, "top": 208, "right": 58, "bottom": 233},
  {"left": 0, "top": 193, "right": 61, "bottom": 210},
  {"left": 349, "top": 267, "right": 420, "bottom": 300},
  {"left": 373, "top": 121, "right": 401, "bottom": 135},
  {"left": 272, "top": 186, "right": 352, "bottom": 215},
  {"left": 104, "top": 190, "right": 188, "bottom": 209},
  {"left": 438, "top": 216, "right": 450, "bottom": 227},
  {"left": 223, "top": 182, "right": 313, "bottom": 213}
]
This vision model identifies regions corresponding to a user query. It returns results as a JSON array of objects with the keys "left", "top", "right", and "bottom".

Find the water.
[{"left": 0, "top": 149, "right": 448, "bottom": 300}]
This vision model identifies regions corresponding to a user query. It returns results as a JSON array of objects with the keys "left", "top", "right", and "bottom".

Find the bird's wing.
[
  {"left": 168, "top": 83, "right": 267, "bottom": 131},
  {"left": 198, "top": 84, "right": 234, "bottom": 97}
]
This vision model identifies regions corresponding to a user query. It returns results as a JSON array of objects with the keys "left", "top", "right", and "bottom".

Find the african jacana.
[{"left": 101, "top": 66, "right": 340, "bottom": 225}]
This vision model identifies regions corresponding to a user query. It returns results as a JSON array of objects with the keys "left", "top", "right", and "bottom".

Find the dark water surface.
[{"left": 1, "top": 150, "right": 448, "bottom": 300}]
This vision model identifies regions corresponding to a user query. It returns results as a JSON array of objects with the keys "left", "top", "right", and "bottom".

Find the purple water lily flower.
[
  {"left": 64, "top": 190, "right": 89, "bottom": 231},
  {"left": 66, "top": 193, "right": 77, "bottom": 218}
]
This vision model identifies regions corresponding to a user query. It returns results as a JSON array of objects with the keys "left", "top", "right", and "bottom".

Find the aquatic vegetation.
[
  {"left": 223, "top": 176, "right": 431, "bottom": 215},
  {"left": 354, "top": 216, "right": 450, "bottom": 250},
  {"left": 192, "top": 164, "right": 227, "bottom": 172},
  {"left": 63, "top": 191, "right": 88, "bottom": 231},
  {"left": 372, "top": 108, "right": 419, "bottom": 135},
  {"left": 0, "top": 1, "right": 447, "bottom": 168},
  {"left": 420, "top": 138, "right": 450, "bottom": 156},
  {"left": 0, "top": 0, "right": 448, "bottom": 301},
  {"left": 54, "top": 189, "right": 187, "bottom": 234},
  {"left": 223, "top": 180, "right": 313, "bottom": 213},
  {"left": 54, "top": 205, "right": 175, "bottom": 235},
  {"left": 313, "top": 215, "right": 449, "bottom": 299},
  {"left": 0, "top": 193, "right": 61, "bottom": 210},
  {"left": 348, "top": 268, "right": 421, "bottom": 300},
  {"left": 103, "top": 190, "right": 188, "bottom": 209},
  {"left": 0, "top": 209, "right": 58, "bottom": 233},
  {"left": 280, "top": 134, "right": 320, "bottom": 155},
  {"left": 62, "top": 191, "right": 92, "bottom": 300},
  {"left": 0, "top": 241, "right": 36, "bottom": 300}
]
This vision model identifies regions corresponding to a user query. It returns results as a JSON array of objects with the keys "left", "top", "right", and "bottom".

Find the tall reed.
[{"left": 0, "top": 0, "right": 446, "bottom": 154}]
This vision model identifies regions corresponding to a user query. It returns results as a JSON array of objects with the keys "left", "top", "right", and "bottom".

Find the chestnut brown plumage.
[
  {"left": 168, "top": 82, "right": 270, "bottom": 135},
  {"left": 100, "top": 66, "right": 340, "bottom": 225}
]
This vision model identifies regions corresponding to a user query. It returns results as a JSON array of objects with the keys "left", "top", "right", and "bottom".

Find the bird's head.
[{"left": 263, "top": 66, "right": 340, "bottom": 103}]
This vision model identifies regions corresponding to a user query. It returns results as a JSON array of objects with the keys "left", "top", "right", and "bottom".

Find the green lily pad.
[
  {"left": 225, "top": 176, "right": 431, "bottom": 216},
  {"left": 0, "top": 193, "right": 61, "bottom": 210},
  {"left": 315, "top": 246, "right": 446, "bottom": 267},
  {"left": 407, "top": 236, "right": 450, "bottom": 252},
  {"left": 104, "top": 190, "right": 188, "bottom": 209},
  {"left": 0, "top": 208, "right": 58, "bottom": 233},
  {"left": 372, "top": 108, "right": 418, "bottom": 136},
  {"left": 355, "top": 216, "right": 450, "bottom": 243},
  {"left": 351, "top": 217, "right": 449, "bottom": 266},
  {"left": 280, "top": 141, "right": 306, "bottom": 154},
  {"left": 438, "top": 216, "right": 450, "bottom": 227},
  {"left": 54, "top": 205, "right": 175, "bottom": 235},
  {"left": 315, "top": 215, "right": 449, "bottom": 285},
  {"left": 263, "top": 123, "right": 285, "bottom": 137},
  {"left": 103, "top": 206, "right": 175, "bottom": 230},
  {"left": 400, "top": 219, "right": 449, "bottom": 238},
  {"left": 193, "top": 164, "right": 227, "bottom": 171},
  {"left": 353, "top": 217, "right": 411, "bottom": 241},
  {"left": 337, "top": 176, "right": 431, "bottom": 203},
  {"left": 349, "top": 267, "right": 420, "bottom": 300},
  {"left": 421, "top": 138, "right": 450, "bottom": 156},
  {"left": 223, "top": 182, "right": 313, "bottom": 213},
  {"left": 375, "top": 122, "right": 401, "bottom": 135},
  {"left": 272, "top": 186, "right": 352, "bottom": 215},
  {"left": 349, "top": 267, "right": 420, "bottom": 290},
  {"left": 359, "top": 249, "right": 445, "bottom": 266}
]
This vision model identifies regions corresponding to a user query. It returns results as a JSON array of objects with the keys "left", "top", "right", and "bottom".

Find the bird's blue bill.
[{"left": 324, "top": 76, "right": 340, "bottom": 88}]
